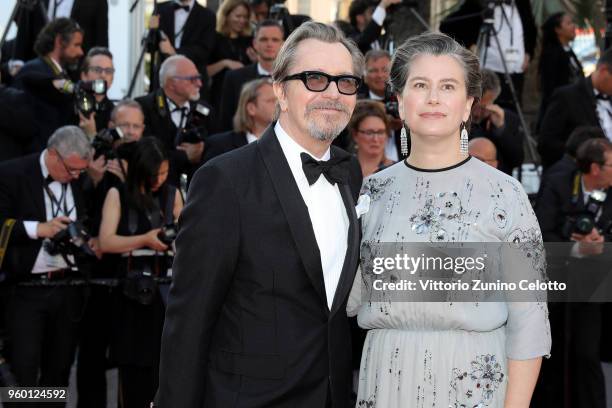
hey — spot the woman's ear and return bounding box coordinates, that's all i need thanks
[464,96,475,122]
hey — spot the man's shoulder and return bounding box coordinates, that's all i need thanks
[229,64,257,80]
[192,2,216,19]
[0,153,37,177]
[135,91,159,112]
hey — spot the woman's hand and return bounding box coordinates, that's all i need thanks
[144,228,169,251]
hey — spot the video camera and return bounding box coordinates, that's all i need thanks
[563,190,607,238]
[44,220,96,259]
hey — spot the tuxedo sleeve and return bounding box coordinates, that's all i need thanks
[219,71,239,132]
[491,110,523,170]
[534,176,565,242]
[0,173,29,244]
[350,20,383,53]
[93,0,109,48]
[517,0,537,57]
[157,162,240,407]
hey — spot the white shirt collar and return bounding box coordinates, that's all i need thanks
[166,97,190,112]
[40,150,50,180]
[246,132,258,144]
[369,90,384,101]
[257,63,270,76]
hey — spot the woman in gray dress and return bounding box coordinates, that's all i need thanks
[348,32,551,408]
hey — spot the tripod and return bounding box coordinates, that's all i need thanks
[126,0,160,98]
[475,0,539,164]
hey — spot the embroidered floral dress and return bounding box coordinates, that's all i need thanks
[348,157,551,408]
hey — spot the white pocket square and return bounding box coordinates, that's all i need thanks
[355,194,370,219]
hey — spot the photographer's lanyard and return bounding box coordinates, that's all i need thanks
[571,173,581,205]
[44,183,74,218]
[496,3,515,48]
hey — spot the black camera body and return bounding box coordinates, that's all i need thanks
[158,223,179,246]
[563,190,607,238]
[44,220,95,258]
[175,104,209,145]
[92,127,123,161]
[73,79,107,118]
[384,86,400,118]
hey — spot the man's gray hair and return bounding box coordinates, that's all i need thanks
[389,31,481,100]
[480,68,501,98]
[272,21,364,83]
[159,55,189,87]
[47,126,92,160]
[110,99,144,123]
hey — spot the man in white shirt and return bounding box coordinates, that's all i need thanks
[348,0,401,53]
[0,125,94,398]
[157,21,364,408]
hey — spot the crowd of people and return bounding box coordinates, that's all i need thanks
[0,0,611,407]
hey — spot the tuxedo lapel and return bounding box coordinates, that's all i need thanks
[582,77,601,127]
[180,4,199,43]
[330,181,359,315]
[257,127,328,308]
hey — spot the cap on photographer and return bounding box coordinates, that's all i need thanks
[0,125,97,392]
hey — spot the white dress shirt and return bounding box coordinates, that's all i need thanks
[245,132,258,144]
[167,97,191,129]
[594,90,612,141]
[173,0,195,49]
[47,0,75,20]
[257,63,270,77]
[369,6,386,50]
[275,122,349,309]
[482,3,525,74]
[23,151,77,274]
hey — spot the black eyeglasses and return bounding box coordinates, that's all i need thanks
[282,71,362,95]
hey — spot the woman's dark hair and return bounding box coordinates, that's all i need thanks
[126,137,169,212]
[348,100,389,135]
[34,18,83,57]
[540,12,565,49]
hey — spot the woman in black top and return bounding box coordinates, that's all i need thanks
[99,137,182,407]
[207,0,255,108]
[537,12,583,129]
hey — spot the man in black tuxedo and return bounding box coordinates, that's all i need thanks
[538,48,612,169]
[149,0,216,92]
[347,0,400,53]
[534,138,612,408]
[11,0,108,64]
[0,126,95,406]
[137,55,213,187]
[219,20,284,131]
[157,22,364,407]
[204,78,275,163]
[13,18,83,150]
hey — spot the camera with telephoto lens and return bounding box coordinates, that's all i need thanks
[92,127,123,161]
[44,220,96,258]
[175,105,209,145]
[563,190,607,238]
[157,223,179,246]
[72,79,107,118]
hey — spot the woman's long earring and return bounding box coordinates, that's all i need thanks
[400,124,409,158]
[460,121,469,155]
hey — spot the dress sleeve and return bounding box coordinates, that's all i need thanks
[502,178,552,360]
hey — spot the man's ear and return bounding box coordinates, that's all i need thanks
[273,82,288,113]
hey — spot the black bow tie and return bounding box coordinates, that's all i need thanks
[173,3,190,12]
[45,175,55,185]
[300,152,350,186]
[596,93,610,101]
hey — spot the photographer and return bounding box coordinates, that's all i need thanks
[98,137,182,408]
[348,0,401,53]
[13,18,84,149]
[0,126,96,398]
[77,47,116,139]
[535,138,612,408]
[137,55,214,187]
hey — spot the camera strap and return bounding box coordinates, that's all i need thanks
[44,183,74,218]
[0,219,16,270]
[571,173,581,205]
